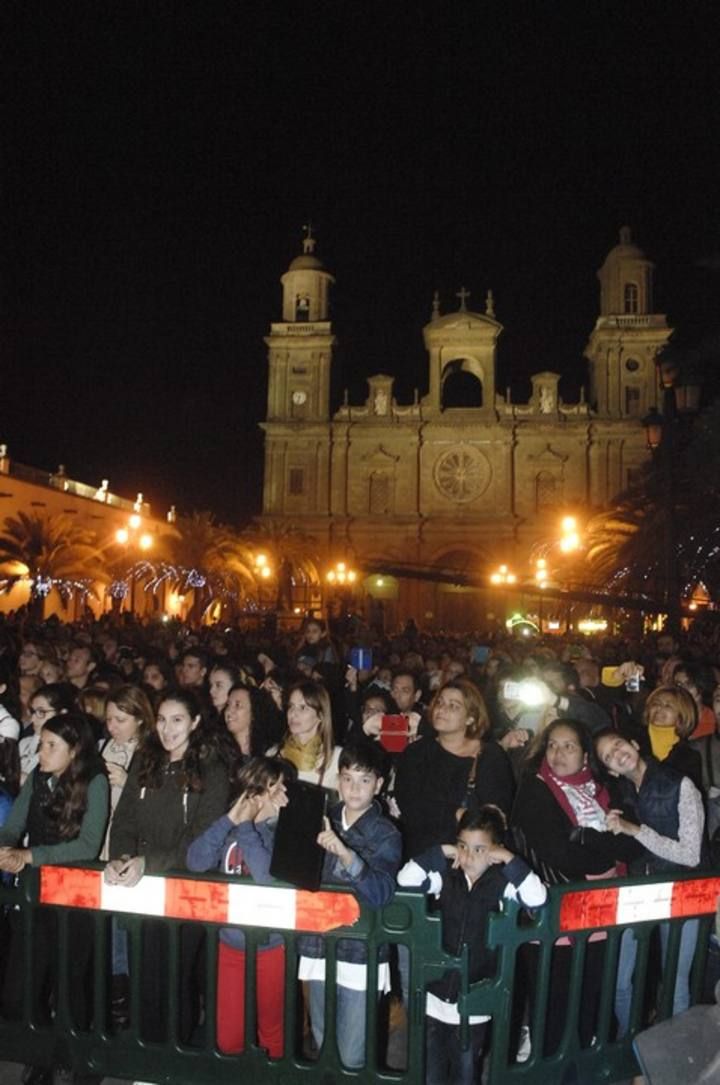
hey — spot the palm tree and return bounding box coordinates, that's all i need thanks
[163,511,257,622]
[0,512,107,619]
[585,399,720,605]
[242,518,321,613]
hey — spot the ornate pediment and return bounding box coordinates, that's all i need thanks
[528,444,569,464]
[361,444,401,464]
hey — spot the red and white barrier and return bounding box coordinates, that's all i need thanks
[559,877,720,932]
[39,866,361,934]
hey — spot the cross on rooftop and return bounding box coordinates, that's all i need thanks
[302,222,316,253]
[456,286,470,311]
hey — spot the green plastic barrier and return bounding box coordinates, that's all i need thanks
[0,865,716,1084]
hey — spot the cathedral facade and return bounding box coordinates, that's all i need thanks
[260,229,671,628]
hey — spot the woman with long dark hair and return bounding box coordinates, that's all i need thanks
[595,728,705,1029]
[220,682,283,764]
[105,689,229,1043]
[0,712,107,875]
[0,713,109,1085]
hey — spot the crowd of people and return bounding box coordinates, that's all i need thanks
[0,608,719,1083]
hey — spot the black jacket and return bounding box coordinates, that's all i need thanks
[110,752,229,873]
[395,737,515,858]
[511,772,640,883]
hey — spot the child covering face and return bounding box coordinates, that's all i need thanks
[398,805,547,1085]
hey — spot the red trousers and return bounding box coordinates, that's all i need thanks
[217,940,285,1057]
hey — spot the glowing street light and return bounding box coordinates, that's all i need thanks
[489,564,517,586]
[327,560,357,586]
[253,553,274,608]
[113,515,153,615]
[559,515,581,553]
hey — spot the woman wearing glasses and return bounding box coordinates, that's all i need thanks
[19,683,76,782]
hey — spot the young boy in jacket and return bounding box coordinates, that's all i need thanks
[298,741,402,1069]
[398,804,547,1085]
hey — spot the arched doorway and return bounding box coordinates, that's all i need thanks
[429,547,488,633]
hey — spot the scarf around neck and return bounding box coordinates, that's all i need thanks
[539,757,610,829]
[281,731,324,774]
[648,723,678,762]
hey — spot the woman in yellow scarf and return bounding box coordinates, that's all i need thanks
[643,685,702,789]
[276,679,341,793]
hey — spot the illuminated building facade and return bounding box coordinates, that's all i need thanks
[260,228,671,628]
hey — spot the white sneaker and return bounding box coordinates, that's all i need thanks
[516,1024,532,1063]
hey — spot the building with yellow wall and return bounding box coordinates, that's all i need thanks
[0,453,172,619]
[261,228,671,630]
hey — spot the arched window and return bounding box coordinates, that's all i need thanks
[441,361,483,408]
[536,472,558,511]
[623,283,638,314]
[295,295,310,322]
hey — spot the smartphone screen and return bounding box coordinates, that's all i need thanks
[379,714,409,753]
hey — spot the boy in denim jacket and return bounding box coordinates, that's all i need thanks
[298,741,401,1068]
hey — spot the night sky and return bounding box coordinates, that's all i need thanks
[2,4,719,524]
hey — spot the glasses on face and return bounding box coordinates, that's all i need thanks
[31,707,53,718]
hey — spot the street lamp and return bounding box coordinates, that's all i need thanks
[326,560,358,588]
[253,552,273,610]
[114,517,153,615]
[641,354,703,632]
[488,564,516,630]
[326,560,358,633]
[559,516,581,553]
[489,564,516,587]
[533,557,549,632]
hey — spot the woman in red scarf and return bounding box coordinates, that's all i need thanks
[510,719,639,1055]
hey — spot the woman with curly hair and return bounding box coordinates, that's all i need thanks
[0,713,109,1084]
[219,682,284,765]
[105,689,229,1043]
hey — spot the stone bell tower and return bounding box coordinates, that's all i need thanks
[585,226,671,420]
[261,228,336,517]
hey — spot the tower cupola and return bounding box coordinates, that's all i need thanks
[280,225,335,322]
[597,225,655,316]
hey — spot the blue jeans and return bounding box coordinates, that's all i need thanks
[111,919,129,975]
[660,917,699,1014]
[307,980,368,1069]
[615,919,699,1036]
[425,1016,487,1085]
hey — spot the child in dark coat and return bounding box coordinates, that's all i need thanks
[398,804,547,1084]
